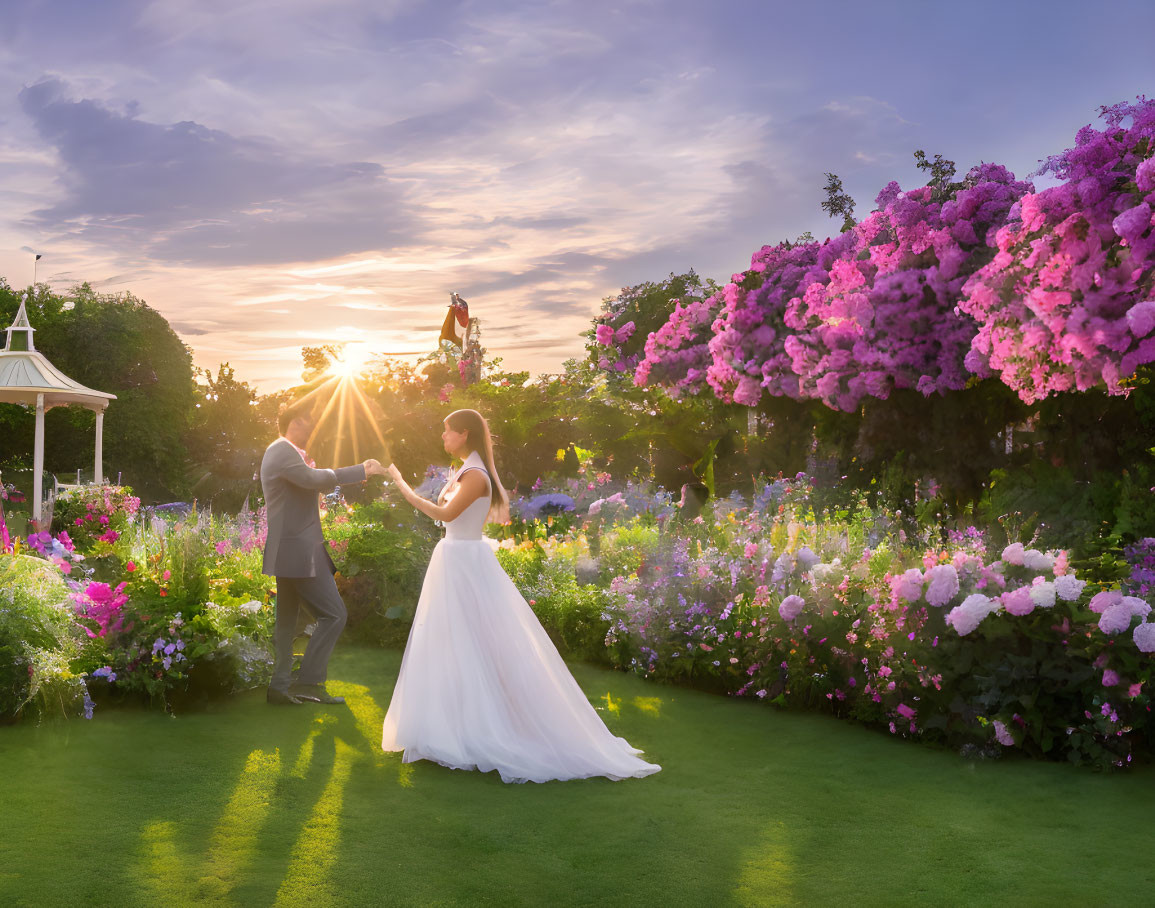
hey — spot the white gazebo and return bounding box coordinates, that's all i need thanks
[0,295,116,527]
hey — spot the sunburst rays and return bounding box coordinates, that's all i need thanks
[292,366,391,468]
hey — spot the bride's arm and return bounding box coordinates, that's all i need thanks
[386,465,489,523]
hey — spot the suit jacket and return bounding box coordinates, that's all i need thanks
[260,438,366,578]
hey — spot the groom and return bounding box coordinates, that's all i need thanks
[261,398,385,705]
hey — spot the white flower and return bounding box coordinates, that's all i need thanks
[812,559,843,584]
[1055,575,1086,601]
[1029,581,1056,610]
[1021,549,1054,572]
[240,600,262,614]
[947,594,997,636]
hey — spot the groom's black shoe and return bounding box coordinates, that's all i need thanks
[267,687,303,706]
[289,683,345,705]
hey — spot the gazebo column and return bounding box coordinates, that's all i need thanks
[94,407,105,485]
[33,393,44,527]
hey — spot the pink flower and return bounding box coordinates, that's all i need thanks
[778,595,805,622]
[896,703,916,719]
[126,561,136,573]
[1089,590,1123,614]
[1001,586,1035,617]
[924,564,959,606]
[891,568,924,603]
[992,720,1015,746]
[1099,603,1135,635]
[744,542,758,559]
[1001,542,1025,565]
[1134,622,1155,653]
[594,324,615,346]
[1128,682,1145,698]
[1102,669,1121,687]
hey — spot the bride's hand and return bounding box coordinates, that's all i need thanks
[385,463,403,483]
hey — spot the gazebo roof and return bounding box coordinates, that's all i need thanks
[0,296,116,411]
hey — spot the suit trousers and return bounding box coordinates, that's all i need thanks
[271,570,347,691]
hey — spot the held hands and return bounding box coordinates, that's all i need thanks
[385,463,403,483]
[362,458,389,478]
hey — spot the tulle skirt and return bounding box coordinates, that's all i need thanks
[381,538,661,784]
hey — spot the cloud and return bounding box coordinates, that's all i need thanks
[18,78,418,265]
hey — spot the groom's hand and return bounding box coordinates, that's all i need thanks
[362,458,383,476]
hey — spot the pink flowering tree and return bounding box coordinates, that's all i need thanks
[959,97,1155,402]
[783,164,1033,411]
[588,272,716,384]
[700,235,857,407]
[632,289,722,396]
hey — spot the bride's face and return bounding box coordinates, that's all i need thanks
[442,422,470,457]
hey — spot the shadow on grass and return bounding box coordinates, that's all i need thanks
[2,647,1155,907]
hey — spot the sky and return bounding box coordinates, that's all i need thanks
[1,0,1153,389]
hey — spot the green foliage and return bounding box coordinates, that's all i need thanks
[496,541,615,662]
[186,364,277,510]
[327,499,440,646]
[821,171,857,232]
[0,555,75,719]
[0,281,196,500]
[913,148,960,198]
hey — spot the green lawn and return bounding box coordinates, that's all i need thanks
[1,646,1152,907]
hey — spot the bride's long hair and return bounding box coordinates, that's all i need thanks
[446,408,510,524]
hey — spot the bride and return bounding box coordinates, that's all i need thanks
[380,409,661,784]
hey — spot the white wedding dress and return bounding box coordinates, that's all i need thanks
[381,452,661,784]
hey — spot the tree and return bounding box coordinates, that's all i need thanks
[0,281,196,500]
[820,173,857,232]
[185,363,278,510]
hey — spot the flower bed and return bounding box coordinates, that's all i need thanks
[3,477,1152,772]
[494,481,1154,769]
[1,487,276,720]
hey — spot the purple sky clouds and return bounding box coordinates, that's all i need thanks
[1,0,1152,387]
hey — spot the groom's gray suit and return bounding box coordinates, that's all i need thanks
[260,438,366,693]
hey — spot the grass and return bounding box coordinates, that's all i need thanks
[1,646,1153,907]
